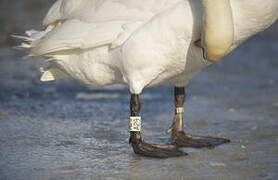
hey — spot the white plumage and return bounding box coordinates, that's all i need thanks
[20,0,278,94]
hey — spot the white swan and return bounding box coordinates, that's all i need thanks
[18,0,278,157]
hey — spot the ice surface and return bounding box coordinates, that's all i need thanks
[0,37,277,180]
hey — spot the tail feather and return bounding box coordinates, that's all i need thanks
[14,29,50,51]
[14,28,68,82]
[14,19,126,82]
[11,35,34,42]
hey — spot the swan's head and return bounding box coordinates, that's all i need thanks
[202,0,234,62]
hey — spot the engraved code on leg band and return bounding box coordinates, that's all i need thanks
[129,116,141,132]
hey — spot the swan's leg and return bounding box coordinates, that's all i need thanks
[129,94,187,158]
[168,87,230,148]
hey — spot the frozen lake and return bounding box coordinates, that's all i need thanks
[0,37,278,179]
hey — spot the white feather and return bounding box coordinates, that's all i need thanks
[31,20,125,55]
[40,67,67,81]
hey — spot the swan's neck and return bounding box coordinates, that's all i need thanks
[202,0,234,62]
[202,0,278,59]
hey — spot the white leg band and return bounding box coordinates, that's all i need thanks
[129,116,141,132]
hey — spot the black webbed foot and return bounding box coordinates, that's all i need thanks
[170,131,230,148]
[130,132,187,158]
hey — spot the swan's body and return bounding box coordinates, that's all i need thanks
[19,0,278,157]
[22,0,278,94]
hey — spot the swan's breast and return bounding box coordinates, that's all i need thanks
[118,1,208,90]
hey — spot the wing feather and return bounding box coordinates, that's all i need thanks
[31,20,125,55]
[43,0,181,25]
[43,0,63,26]
[33,0,182,55]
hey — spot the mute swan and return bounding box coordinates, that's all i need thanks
[18,0,278,158]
